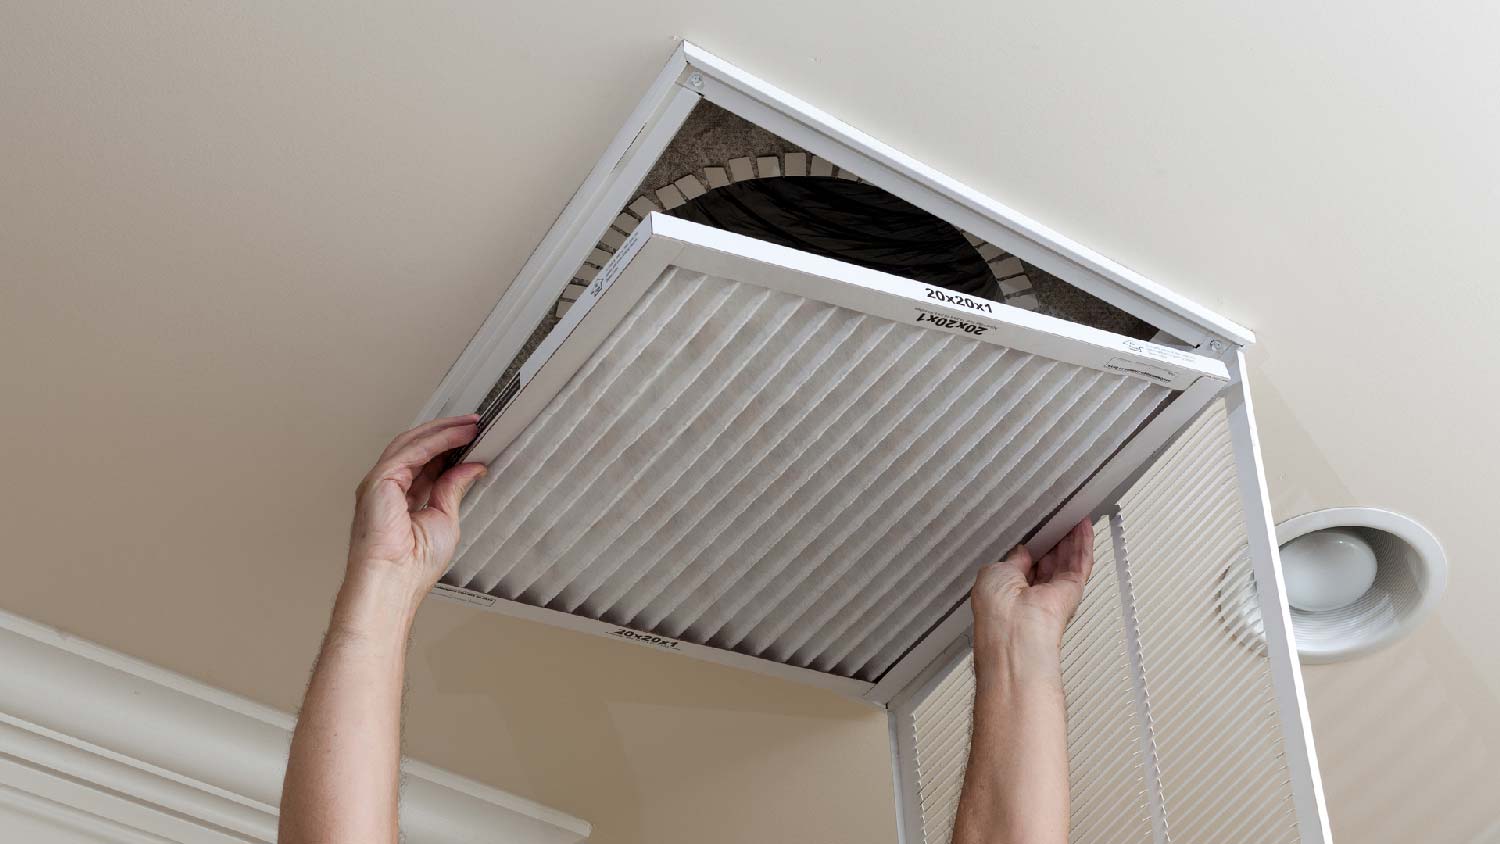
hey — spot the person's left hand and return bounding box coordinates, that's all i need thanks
[346,414,488,594]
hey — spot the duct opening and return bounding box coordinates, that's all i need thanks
[480,102,1159,423]
[669,177,999,299]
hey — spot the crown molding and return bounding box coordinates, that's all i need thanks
[0,610,590,844]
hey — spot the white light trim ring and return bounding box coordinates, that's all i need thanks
[1276,507,1447,663]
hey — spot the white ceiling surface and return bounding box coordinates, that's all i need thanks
[3,4,1498,844]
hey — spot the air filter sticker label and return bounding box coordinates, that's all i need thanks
[1104,356,1177,385]
[610,628,682,651]
[431,583,497,607]
[913,307,991,336]
[1120,339,1201,366]
[593,225,649,298]
[922,287,995,313]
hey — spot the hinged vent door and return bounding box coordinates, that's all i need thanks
[441,213,1228,687]
[890,399,1325,844]
[891,519,1156,844]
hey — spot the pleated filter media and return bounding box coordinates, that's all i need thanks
[441,216,1221,684]
[899,401,1300,844]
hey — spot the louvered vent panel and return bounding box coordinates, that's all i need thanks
[909,650,975,844]
[906,519,1153,844]
[1118,399,1300,843]
[446,262,1175,681]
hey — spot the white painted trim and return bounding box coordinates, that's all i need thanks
[679,42,1253,350]
[1224,351,1333,844]
[0,761,245,844]
[886,713,916,844]
[0,610,591,844]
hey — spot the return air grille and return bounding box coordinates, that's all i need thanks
[1116,400,1299,843]
[416,46,1322,842]
[440,216,1223,683]
[900,401,1302,844]
[909,650,976,844]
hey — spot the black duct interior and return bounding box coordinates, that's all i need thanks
[670,177,1000,300]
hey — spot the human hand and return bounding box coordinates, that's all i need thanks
[970,519,1096,659]
[346,414,488,596]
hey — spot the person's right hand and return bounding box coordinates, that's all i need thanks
[346,414,488,596]
[970,519,1096,655]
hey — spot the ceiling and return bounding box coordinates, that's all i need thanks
[3,3,1498,843]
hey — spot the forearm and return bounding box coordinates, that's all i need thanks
[279,568,424,844]
[952,635,1070,844]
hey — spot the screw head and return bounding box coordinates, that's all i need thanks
[687,72,704,89]
[1209,339,1227,353]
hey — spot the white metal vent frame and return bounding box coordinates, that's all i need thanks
[412,42,1328,844]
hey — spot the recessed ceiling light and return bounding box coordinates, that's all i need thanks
[1280,528,1380,612]
[1220,507,1447,663]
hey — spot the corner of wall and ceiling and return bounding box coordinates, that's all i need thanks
[0,609,591,844]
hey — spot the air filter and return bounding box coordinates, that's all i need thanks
[438,213,1226,687]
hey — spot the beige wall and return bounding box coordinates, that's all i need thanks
[3,3,1498,842]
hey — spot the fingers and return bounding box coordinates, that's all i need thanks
[1036,531,1066,584]
[379,414,480,463]
[999,543,1033,575]
[996,543,1036,585]
[1039,523,1075,584]
[1074,519,1096,581]
[1033,519,1097,586]
[425,462,487,517]
[1052,520,1095,585]
[1034,548,1056,585]
[367,421,480,491]
[407,457,445,510]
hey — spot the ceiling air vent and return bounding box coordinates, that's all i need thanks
[416,42,1332,844]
